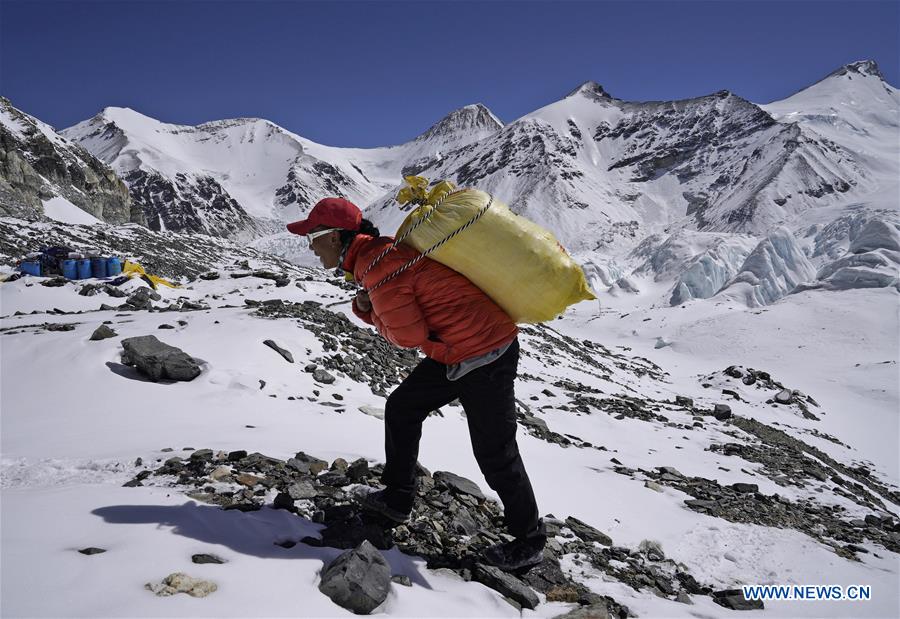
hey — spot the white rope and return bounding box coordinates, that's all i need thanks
[358,187,468,284]
[364,193,494,293]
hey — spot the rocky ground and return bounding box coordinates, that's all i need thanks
[121,445,767,616]
[2,220,898,617]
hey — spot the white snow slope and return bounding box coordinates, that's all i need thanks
[1,215,898,618]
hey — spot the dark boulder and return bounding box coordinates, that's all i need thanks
[120,335,201,381]
[318,540,391,614]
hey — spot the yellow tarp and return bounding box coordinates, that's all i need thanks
[395,177,596,323]
[123,260,179,289]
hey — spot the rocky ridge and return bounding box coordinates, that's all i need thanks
[0,97,142,224]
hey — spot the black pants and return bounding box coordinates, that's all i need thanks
[381,338,544,541]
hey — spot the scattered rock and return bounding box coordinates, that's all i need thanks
[712,403,732,420]
[46,322,75,332]
[120,335,201,381]
[145,572,218,598]
[41,276,68,287]
[775,389,793,404]
[712,588,764,610]
[434,471,486,500]
[472,563,539,610]
[313,368,336,384]
[318,540,391,614]
[191,554,225,564]
[553,604,612,619]
[391,575,412,587]
[565,516,612,546]
[263,339,294,363]
[90,325,117,341]
[731,483,759,494]
[125,287,161,310]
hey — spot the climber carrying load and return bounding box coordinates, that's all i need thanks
[287,194,548,571]
[288,177,595,571]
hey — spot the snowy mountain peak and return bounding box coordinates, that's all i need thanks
[566,80,613,100]
[826,59,885,81]
[0,97,139,224]
[94,106,174,132]
[416,103,503,142]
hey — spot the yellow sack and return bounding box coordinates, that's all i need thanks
[122,260,179,289]
[395,178,596,323]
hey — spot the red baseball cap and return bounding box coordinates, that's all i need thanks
[286,197,362,236]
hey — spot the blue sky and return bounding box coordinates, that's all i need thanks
[2,0,898,147]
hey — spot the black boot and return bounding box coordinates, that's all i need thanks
[357,489,412,524]
[482,535,546,571]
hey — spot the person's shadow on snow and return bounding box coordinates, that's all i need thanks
[92,502,433,588]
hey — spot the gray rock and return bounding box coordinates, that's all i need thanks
[145,572,217,598]
[90,325,117,341]
[520,415,549,432]
[657,466,684,478]
[433,471,486,500]
[313,368,336,384]
[263,339,294,363]
[675,396,694,407]
[347,458,369,481]
[731,483,759,494]
[288,452,328,475]
[472,563,539,610]
[287,481,317,500]
[125,287,161,310]
[41,276,68,287]
[774,388,792,404]
[191,553,225,564]
[553,604,611,618]
[120,335,201,381]
[318,540,391,614]
[684,499,718,510]
[712,588,764,610]
[391,575,412,587]
[713,403,732,420]
[565,516,612,546]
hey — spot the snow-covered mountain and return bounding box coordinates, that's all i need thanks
[4,60,897,306]
[367,64,893,253]
[57,61,894,255]
[60,103,502,241]
[575,61,899,309]
[0,97,143,225]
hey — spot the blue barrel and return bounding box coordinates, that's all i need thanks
[78,259,92,279]
[61,259,78,279]
[20,261,41,276]
[106,256,122,276]
[91,257,107,278]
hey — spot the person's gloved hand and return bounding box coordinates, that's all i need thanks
[355,291,372,312]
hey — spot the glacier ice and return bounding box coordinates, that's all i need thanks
[718,227,817,306]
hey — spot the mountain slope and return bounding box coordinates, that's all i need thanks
[0,97,142,225]
[366,74,878,252]
[0,218,897,618]
[61,104,503,240]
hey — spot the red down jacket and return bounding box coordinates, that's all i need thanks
[344,234,517,365]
